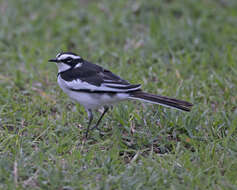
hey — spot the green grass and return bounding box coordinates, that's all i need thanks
[1,0,237,189]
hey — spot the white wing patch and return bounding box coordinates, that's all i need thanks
[102,83,130,87]
[58,75,141,92]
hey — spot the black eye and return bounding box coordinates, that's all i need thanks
[66,58,73,62]
[62,57,73,63]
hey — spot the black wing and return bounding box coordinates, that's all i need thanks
[60,60,141,92]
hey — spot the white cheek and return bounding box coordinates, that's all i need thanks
[57,62,71,72]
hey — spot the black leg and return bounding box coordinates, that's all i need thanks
[91,106,109,131]
[85,109,93,138]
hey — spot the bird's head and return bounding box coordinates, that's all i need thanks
[49,52,83,72]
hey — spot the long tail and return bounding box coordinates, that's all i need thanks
[129,91,193,112]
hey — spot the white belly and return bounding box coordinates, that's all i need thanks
[57,76,129,109]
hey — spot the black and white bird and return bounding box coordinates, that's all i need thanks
[49,52,193,138]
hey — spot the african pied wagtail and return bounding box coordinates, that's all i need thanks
[49,52,193,138]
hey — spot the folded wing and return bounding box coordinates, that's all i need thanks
[59,61,141,93]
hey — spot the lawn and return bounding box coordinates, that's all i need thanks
[0,0,237,189]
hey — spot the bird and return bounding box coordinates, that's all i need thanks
[49,52,193,138]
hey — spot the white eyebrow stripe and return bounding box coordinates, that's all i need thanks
[58,54,81,60]
[56,53,62,58]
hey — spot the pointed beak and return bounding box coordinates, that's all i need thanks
[48,59,58,63]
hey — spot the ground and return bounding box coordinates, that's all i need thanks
[0,0,237,189]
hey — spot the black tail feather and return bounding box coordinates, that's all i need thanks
[129,91,193,112]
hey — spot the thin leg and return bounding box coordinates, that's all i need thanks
[85,109,93,138]
[91,106,109,131]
